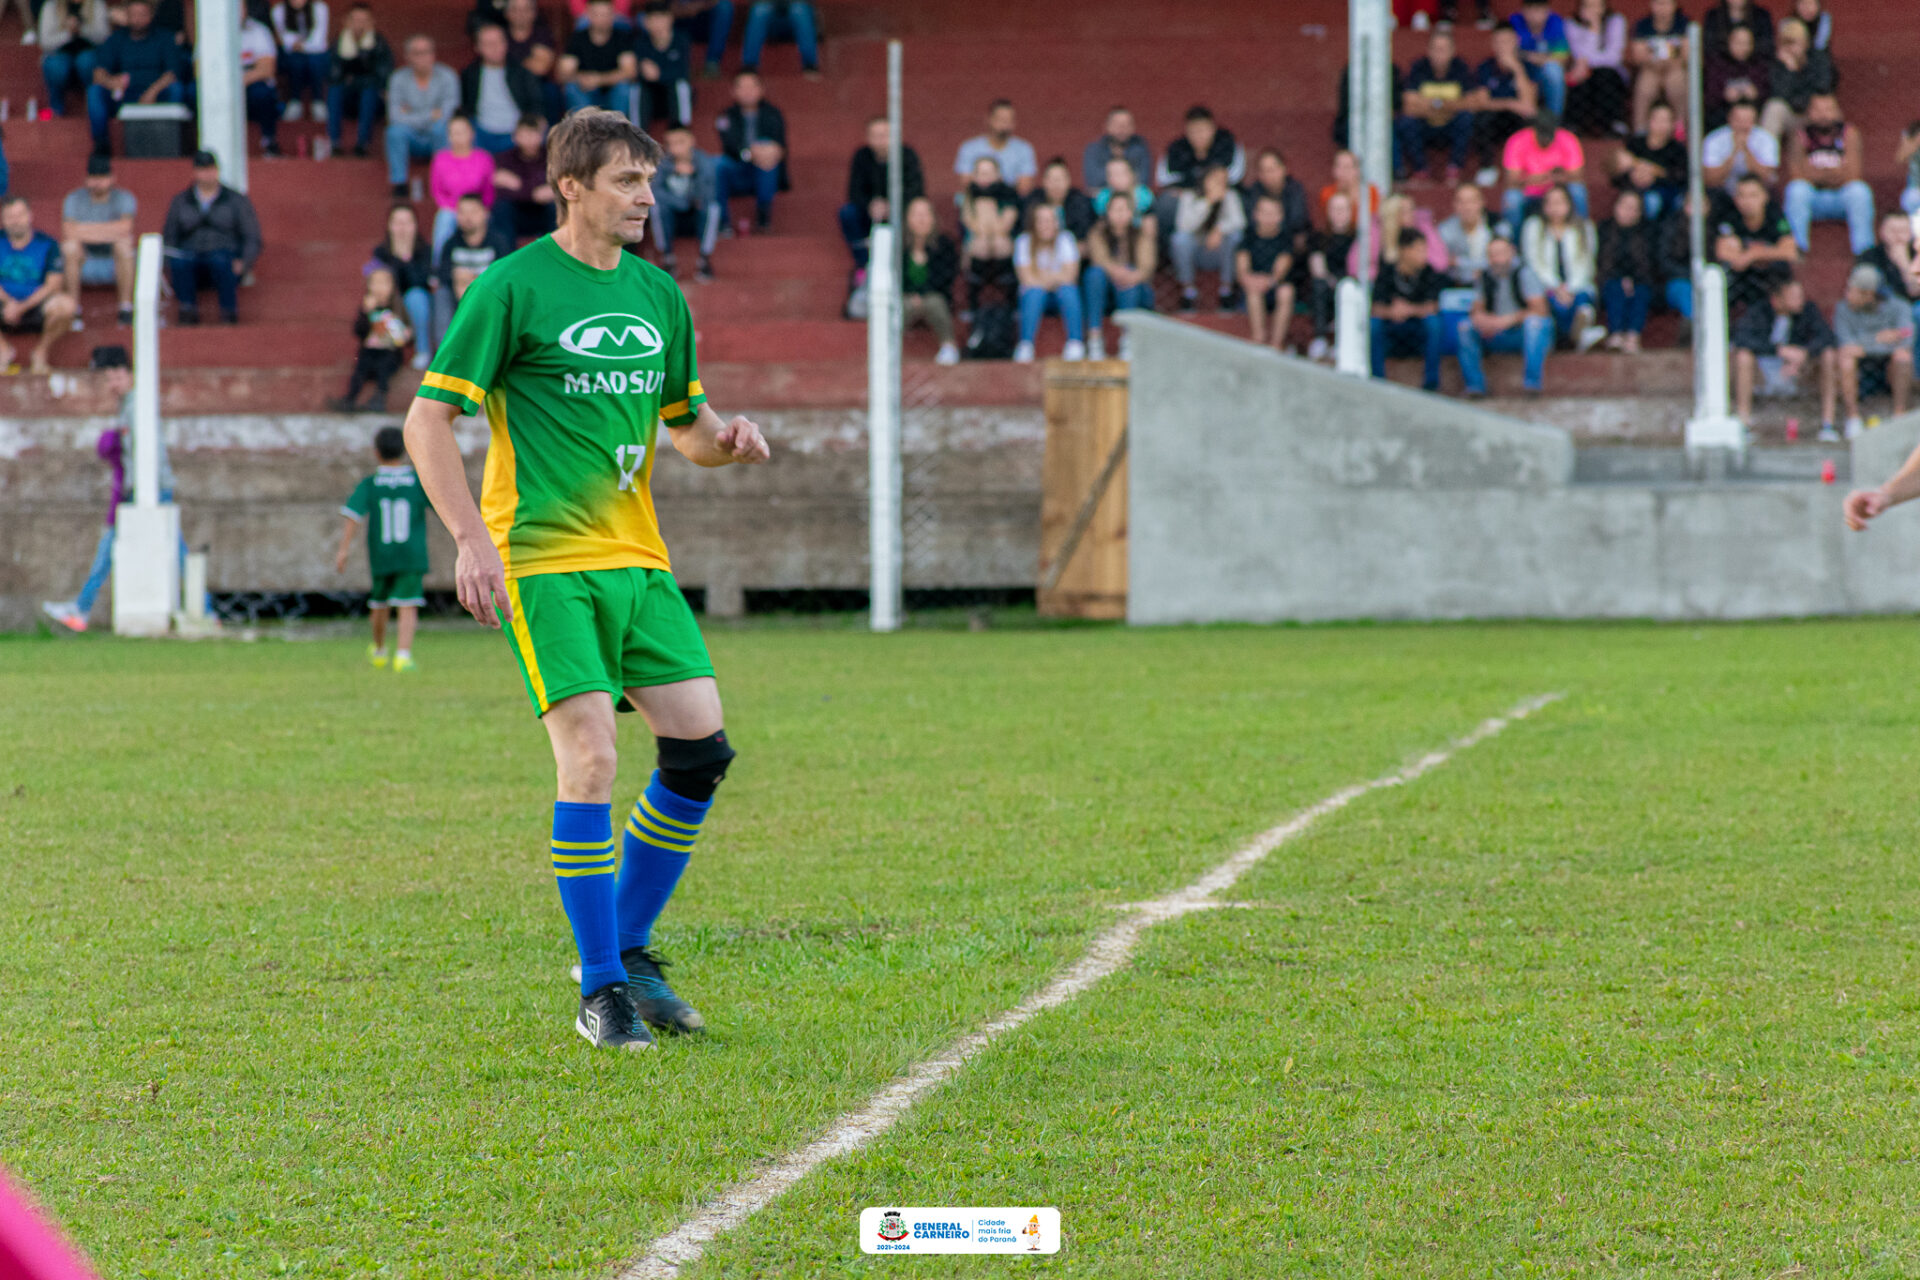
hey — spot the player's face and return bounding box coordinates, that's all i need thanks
[577,152,656,246]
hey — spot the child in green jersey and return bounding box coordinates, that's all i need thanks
[335,426,433,671]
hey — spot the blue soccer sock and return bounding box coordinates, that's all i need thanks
[551,801,624,996]
[616,772,711,951]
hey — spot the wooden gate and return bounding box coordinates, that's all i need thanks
[1037,360,1128,619]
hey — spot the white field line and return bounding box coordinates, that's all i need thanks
[619,691,1564,1279]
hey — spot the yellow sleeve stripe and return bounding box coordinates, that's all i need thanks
[422,371,487,406]
[551,838,616,851]
[659,381,706,423]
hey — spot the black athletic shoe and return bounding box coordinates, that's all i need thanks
[622,947,706,1034]
[576,982,655,1051]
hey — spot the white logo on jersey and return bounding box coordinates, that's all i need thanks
[558,313,666,361]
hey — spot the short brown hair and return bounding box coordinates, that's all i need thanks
[546,108,663,225]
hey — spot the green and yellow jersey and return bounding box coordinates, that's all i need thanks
[416,235,707,580]
[342,464,431,576]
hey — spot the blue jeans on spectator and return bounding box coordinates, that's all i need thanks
[283,50,328,108]
[401,285,433,360]
[1393,112,1473,174]
[718,154,779,224]
[167,251,240,318]
[1019,283,1084,344]
[1081,264,1152,327]
[837,201,873,267]
[1665,278,1693,320]
[1601,278,1652,334]
[654,198,723,257]
[472,126,514,155]
[88,81,185,151]
[1782,179,1875,255]
[741,0,817,70]
[43,48,97,116]
[1369,314,1444,389]
[246,79,281,150]
[563,82,636,118]
[386,117,447,186]
[327,81,380,150]
[1527,61,1567,117]
[676,0,735,70]
[1456,313,1552,393]
[1502,182,1587,232]
[1544,287,1597,342]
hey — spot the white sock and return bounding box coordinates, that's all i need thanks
[397,648,411,660]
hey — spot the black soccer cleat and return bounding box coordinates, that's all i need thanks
[622,947,706,1035]
[576,982,655,1051]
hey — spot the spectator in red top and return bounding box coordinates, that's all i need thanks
[1502,111,1587,231]
[1317,149,1380,223]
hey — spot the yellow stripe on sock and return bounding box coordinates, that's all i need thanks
[554,865,616,878]
[551,850,617,863]
[638,795,702,834]
[551,838,616,851]
[627,812,697,849]
[626,821,695,852]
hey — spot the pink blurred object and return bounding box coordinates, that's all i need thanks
[0,1169,101,1280]
[1821,459,1837,485]
[1785,417,1800,441]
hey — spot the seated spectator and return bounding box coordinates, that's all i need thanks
[1733,275,1836,435]
[635,2,694,128]
[1502,111,1587,230]
[1704,0,1774,58]
[1083,106,1152,191]
[566,0,631,28]
[1715,173,1798,311]
[1012,204,1085,364]
[429,116,496,255]
[239,6,285,157]
[1521,183,1606,350]
[954,100,1038,198]
[1563,0,1629,137]
[1783,93,1873,256]
[1369,227,1447,389]
[1235,193,1298,351]
[740,0,818,76]
[272,0,331,125]
[1510,0,1571,120]
[1858,212,1919,336]
[1833,264,1913,435]
[1439,181,1499,284]
[490,114,556,248]
[1760,17,1833,141]
[714,70,787,230]
[1084,191,1154,360]
[40,0,111,119]
[1306,190,1358,363]
[1901,123,1920,215]
[1171,165,1245,314]
[1470,25,1539,182]
[1092,157,1155,229]
[839,115,924,271]
[673,0,734,79]
[900,196,960,365]
[1628,0,1689,132]
[327,4,393,158]
[88,0,186,155]
[432,193,512,336]
[1238,149,1309,245]
[1789,0,1829,51]
[1702,99,1779,201]
[652,124,720,280]
[1318,148,1380,222]
[60,154,135,326]
[386,36,460,196]
[960,155,1019,238]
[1704,23,1768,131]
[1457,233,1552,394]
[372,202,434,368]
[560,0,638,116]
[1024,158,1095,242]
[332,267,412,413]
[503,0,558,84]
[1596,188,1661,350]
[1158,105,1245,191]
[1378,193,1451,279]
[161,151,261,326]
[464,22,544,153]
[0,197,78,376]
[1396,28,1476,183]
[1613,100,1687,221]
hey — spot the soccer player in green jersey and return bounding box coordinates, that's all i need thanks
[335,426,433,672]
[402,109,771,1052]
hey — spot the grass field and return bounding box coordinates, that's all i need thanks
[6,616,1920,1278]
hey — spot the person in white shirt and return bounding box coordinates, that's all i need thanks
[239,9,284,156]
[1702,99,1780,197]
[1012,204,1084,363]
[1171,164,1247,313]
[272,0,331,123]
[1521,182,1607,351]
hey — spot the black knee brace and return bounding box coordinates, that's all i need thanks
[656,731,736,802]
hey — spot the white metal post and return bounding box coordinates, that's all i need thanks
[1686,265,1745,451]
[868,222,902,633]
[114,233,180,636]
[195,0,248,192]
[1343,0,1389,375]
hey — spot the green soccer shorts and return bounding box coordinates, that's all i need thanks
[369,572,426,608]
[503,567,715,716]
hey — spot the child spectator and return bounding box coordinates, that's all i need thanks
[739,0,818,75]
[490,114,557,248]
[1235,194,1297,352]
[1471,25,1540,181]
[39,0,111,118]
[1397,28,1476,184]
[372,202,435,369]
[1733,275,1837,435]
[334,426,432,673]
[900,197,960,365]
[1369,227,1447,389]
[1084,191,1154,360]
[1458,234,1554,395]
[327,3,393,157]
[1563,0,1629,137]
[1613,100,1687,221]
[840,116,924,271]
[1439,181,1499,284]
[1782,93,1874,256]
[1628,0,1689,134]
[1093,157,1156,229]
[652,124,720,281]
[272,0,331,124]
[1023,158,1095,242]
[1759,17,1833,141]
[954,100,1038,197]
[1502,111,1587,231]
[714,70,787,231]
[1012,204,1085,364]
[1833,264,1914,435]
[429,115,496,255]
[1521,183,1606,351]
[1171,165,1246,315]
[332,267,412,413]
[635,2,694,128]
[1159,105,1244,191]
[1703,0,1774,58]
[1510,0,1571,120]
[1306,190,1358,362]
[1597,187,1661,351]
[1702,99,1780,200]
[1715,173,1798,312]
[1703,23,1768,132]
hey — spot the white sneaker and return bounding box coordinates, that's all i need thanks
[22,27,37,43]
[1411,10,1431,29]
[1475,167,1498,187]
[1307,336,1331,362]
[1062,339,1086,361]
[1577,324,1607,353]
[70,316,85,333]
[411,351,431,371]
[284,100,303,122]
[1817,425,1841,443]
[1845,415,1865,440]
[934,342,959,365]
[1087,330,1106,360]
[41,600,86,632]
[311,101,327,123]
[1013,340,1035,364]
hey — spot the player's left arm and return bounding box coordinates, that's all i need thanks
[668,403,771,468]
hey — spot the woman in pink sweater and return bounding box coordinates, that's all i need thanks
[429,115,497,255]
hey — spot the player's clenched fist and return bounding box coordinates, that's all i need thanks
[715,416,772,464]
[1844,488,1890,532]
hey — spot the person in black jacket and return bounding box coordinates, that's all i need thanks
[715,69,786,230]
[1022,158,1095,242]
[1596,187,1663,351]
[371,202,436,367]
[462,22,545,153]
[636,3,694,128]
[839,116,924,270]
[1158,105,1243,191]
[901,196,960,364]
[160,151,262,325]
[327,3,394,157]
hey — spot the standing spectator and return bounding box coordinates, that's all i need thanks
[39,348,148,631]
[1318,148,1380,222]
[1788,0,1829,51]
[1369,227,1447,390]
[40,0,111,118]
[839,115,923,271]
[635,2,694,128]
[1457,234,1553,394]
[1093,157,1156,228]
[1783,93,1873,255]
[739,0,817,76]
[1563,0,1629,137]
[715,70,787,230]
[463,23,543,153]
[1613,99,1687,221]
[327,3,392,158]
[1759,17,1833,142]
[1704,0,1774,57]
[1521,183,1606,350]
[1083,106,1152,191]
[0,198,77,375]
[1732,276,1836,435]
[372,202,434,368]
[60,153,135,326]
[1238,149,1309,247]
[1470,24,1540,182]
[161,152,261,326]
[1011,204,1085,364]
[428,115,495,255]
[1235,194,1297,351]
[1715,173,1798,312]
[1171,165,1246,314]
[490,114,556,247]
[1502,111,1587,231]
[900,196,960,365]
[1396,28,1476,184]
[1833,264,1914,435]
[673,0,734,78]
[1628,0,1689,133]
[239,6,285,157]
[1439,181,1499,284]
[1510,0,1571,120]
[1702,98,1780,200]
[651,124,720,280]
[1159,105,1245,191]
[331,267,412,412]
[559,0,638,115]
[1703,23,1768,132]
[431,192,511,337]
[272,0,331,124]
[88,0,185,155]
[954,100,1038,198]
[1596,187,1660,350]
[1306,190,1358,363]
[1084,191,1153,360]
[1024,158,1095,241]
[386,36,459,196]
[1900,123,1920,216]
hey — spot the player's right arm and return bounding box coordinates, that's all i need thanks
[403,395,512,627]
[1845,443,1920,530]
